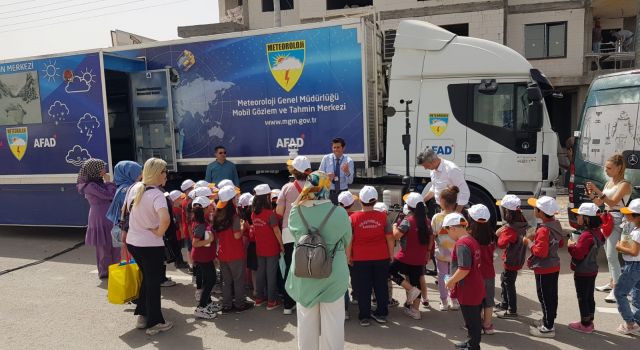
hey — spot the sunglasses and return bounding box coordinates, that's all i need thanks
[218,151,227,155]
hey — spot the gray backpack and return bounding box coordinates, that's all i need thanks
[294,205,339,279]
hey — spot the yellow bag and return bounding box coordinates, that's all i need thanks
[107,260,142,304]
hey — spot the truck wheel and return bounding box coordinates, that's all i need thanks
[468,184,499,225]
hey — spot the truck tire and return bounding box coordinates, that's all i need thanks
[468,184,499,225]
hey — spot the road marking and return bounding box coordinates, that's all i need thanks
[596,307,619,314]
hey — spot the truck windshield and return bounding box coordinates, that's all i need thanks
[585,86,640,108]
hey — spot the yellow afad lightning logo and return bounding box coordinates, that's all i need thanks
[6,127,28,161]
[267,40,305,92]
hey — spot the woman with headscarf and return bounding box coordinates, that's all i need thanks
[286,171,352,350]
[106,161,143,256]
[77,158,117,279]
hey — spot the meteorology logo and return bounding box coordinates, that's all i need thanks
[266,40,305,92]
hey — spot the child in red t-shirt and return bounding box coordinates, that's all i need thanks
[346,186,394,326]
[238,193,257,297]
[191,196,218,319]
[468,204,497,335]
[252,184,284,310]
[180,179,196,272]
[444,213,485,350]
[568,202,604,334]
[214,185,253,313]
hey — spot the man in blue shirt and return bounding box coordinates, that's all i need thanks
[205,146,239,185]
[319,137,354,205]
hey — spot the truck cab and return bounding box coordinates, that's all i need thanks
[385,20,559,219]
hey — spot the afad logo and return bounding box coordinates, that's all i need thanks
[267,40,305,92]
[6,127,28,161]
[429,113,449,136]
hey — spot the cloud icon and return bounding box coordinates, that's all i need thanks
[272,57,303,70]
[10,137,26,146]
[77,113,101,141]
[65,76,91,93]
[48,101,70,123]
[431,119,446,127]
[65,145,92,166]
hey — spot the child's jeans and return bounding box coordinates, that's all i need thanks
[437,260,451,302]
[614,261,640,325]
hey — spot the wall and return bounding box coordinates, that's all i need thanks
[507,8,585,78]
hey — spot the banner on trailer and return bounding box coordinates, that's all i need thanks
[0,53,108,175]
[116,24,364,159]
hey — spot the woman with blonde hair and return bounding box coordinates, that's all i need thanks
[124,158,173,335]
[586,154,632,303]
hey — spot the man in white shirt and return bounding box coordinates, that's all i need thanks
[417,149,470,213]
[319,137,354,205]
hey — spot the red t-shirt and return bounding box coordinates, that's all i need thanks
[451,235,485,305]
[191,222,216,263]
[216,216,244,262]
[350,211,391,261]
[478,243,496,279]
[172,203,186,240]
[251,209,280,257]
[395,215,431,266]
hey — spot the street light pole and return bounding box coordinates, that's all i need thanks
[401,99,413,193]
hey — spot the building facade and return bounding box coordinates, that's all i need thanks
[183,0,638,147]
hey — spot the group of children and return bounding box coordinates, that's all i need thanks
[161,175,640,348]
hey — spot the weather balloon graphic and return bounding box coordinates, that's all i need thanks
[41,60,60,82]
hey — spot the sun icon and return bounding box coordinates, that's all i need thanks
[272,54,289,67]
[80,68,96,85]
[41,60,60,82]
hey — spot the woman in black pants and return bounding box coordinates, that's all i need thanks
[124,158,172,335]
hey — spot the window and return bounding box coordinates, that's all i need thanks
[327,0,372,11]
[262,0,294,12]
[524,22,567,59]
[473,84,528,131]
[441,23,469,37]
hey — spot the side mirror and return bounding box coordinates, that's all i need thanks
[384,106,397,117]
[527,84,543,102]
[527,100,543,130]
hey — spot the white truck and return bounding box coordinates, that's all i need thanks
[0,17,558,226]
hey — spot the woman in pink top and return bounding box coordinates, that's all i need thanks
[125,158,172,336]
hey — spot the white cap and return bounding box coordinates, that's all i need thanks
[217,179,234,189]
[291,155,311,173]
[403,192,423,209]
[443,213,468,228]
[217,185,237,208]
[468,204,491,222]
[193,187,213,198]
[402,204,409,215]
[527,196,559,216]
[192,196,211,208]
[188,190,197,199]
[496,194,521,211]
[254,184,271,196]
[238,193,254,207]
[622,199,640,215]
[373,202,388,213]
[359,186,378,204]
[571,202,601,216]
[181,179,195,191]
[168,190,183,201]
[338,191,356,207]
[195,180,209,188]
[271,188,281,200]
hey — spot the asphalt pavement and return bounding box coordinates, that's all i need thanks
[1,209,639,350]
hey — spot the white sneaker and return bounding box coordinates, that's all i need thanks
[605,290,617,303]
[194,306,217,319]
[407,287,421,305]
[403,307,421,320]
[145,321,173,335]
[439,301,448,311]
[135,316,146,329]
[595,283,612,292]
[195,289,202,302]
[283,305,295,315]
[448,298,460,311]
[206,302,223,313]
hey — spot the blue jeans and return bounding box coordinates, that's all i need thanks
[614,261,640,324]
